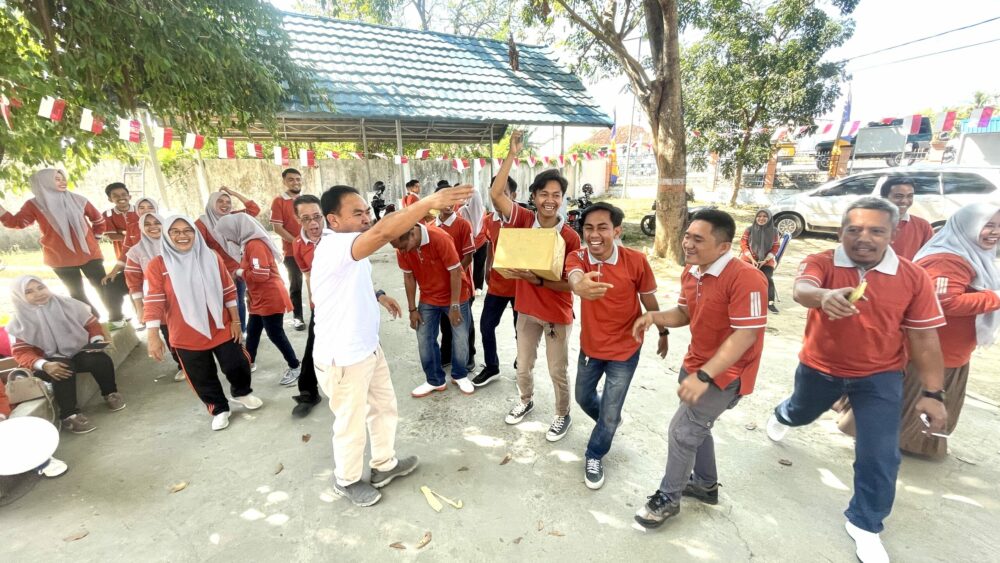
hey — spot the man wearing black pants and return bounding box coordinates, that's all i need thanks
[271,168,306,331]
[53,259,116,320]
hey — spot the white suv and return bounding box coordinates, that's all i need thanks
[770,166,1000,237]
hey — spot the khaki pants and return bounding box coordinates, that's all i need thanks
[515,313,572,416]
[316,345,398,486]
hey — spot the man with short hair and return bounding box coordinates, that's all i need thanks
[632,209,768,529]
[567,202,664,489]
[271,168,306,330]
[880,176,933,260]
[289,194,323,416]
[312,183,472,506]
[490,131,582,442]
[766,196,947,563]
[99,182,134,326]
[433,181,477,372]
[402,179,421,208]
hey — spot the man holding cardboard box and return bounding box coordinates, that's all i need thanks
[490,131,582,442]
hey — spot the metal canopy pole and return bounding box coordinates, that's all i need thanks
[361,118,372,194]
[395,119,405,203]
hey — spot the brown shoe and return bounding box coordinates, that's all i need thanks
[104,392,126,412]
[63,414,97,434]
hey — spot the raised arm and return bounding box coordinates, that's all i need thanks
[490,130,523,220]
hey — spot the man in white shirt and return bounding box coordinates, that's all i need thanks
[312,183,473,507]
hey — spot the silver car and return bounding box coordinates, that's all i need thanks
[770,165,1000,237]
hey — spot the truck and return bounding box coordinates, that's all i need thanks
[814,117,932,169]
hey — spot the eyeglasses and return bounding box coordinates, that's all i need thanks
[168,228,195,236]
[298,214,323,223]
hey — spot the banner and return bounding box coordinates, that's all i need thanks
[217,138,235,159]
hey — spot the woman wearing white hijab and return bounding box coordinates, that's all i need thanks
[215,214,301,386]
[900,203,1000,457]
[0,169,111,317]
[7,276,125,435]
[143,216,262,431]
[117,195,160,262]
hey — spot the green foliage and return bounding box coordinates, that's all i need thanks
[568,141,600,154]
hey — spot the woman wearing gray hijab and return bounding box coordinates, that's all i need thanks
[7,276,126,434]
[0,169,112,317]
[902,203,1000,457]
[143,215,262,431]
[739,209,781,313]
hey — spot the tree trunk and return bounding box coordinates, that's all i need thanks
[730,166,743,206]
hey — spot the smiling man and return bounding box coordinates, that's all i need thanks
[271,168,307,331]
[880,177,933,260]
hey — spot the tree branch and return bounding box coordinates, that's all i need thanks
[553,0,651,91]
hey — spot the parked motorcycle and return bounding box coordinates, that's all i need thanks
[641,203,716,237]
[566,183,595,234]
[371,181,396,222]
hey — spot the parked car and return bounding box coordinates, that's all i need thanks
[770,166,1000,237]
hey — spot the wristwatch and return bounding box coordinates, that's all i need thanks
[536,277,545,286]
[450,303,461,310]
[921,389,945,403]
[695,369,713,383]
[375,289,386,299]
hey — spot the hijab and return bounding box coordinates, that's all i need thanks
[748,209,779,261]
[125,212,164,270]
[215,214,282,262]
[134,196,159,215]
[161,215,226,340]
[914,202,1000,346]
[7,275,92,357]
[29,169,91,253]
[199,191,242,261]
[458,189,486,238]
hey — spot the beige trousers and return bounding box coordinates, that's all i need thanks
[515,313,572,416]
[316,345,398,486]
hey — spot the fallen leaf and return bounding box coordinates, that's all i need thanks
[63,530,89,542]
[457,466,469,472]
[415,531,432,549]
[512,537,523,545]
[955,456,977,466]
[420,486,443,512]
[500,453,513,466]
[537,520,544,531]
[549,530,565,537]
[274,463,284,475]
[389,542,405,550]
[778,458,793,466]
[169,481,188,493]
[433,490,463,509]
[744,423,757,431]
[301,434,311,443]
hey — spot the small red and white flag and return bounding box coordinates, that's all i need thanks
[274,146,290,166]
[37,96,66,122]
[299,149,316,167]
[373,152,388,160]
[493,158,503,168]
[394,155,408,165]
[543,156,552,166]
[513,158,520,167]
[847,120,861,136]
[795,125,810,137]
[770,127,787,142]
[821,123,834,135]
[153,127,173,149]
[598,150,607,158]
[325,150,340,159]
[644,142,653,151]
[217,138,235,159]
[969,107,994,128]
[527,155,538,167]
[0,95,12,131]
[900,114,922,135]
[558,155,566,166]
[184,133,205,150]
[933,111,957,132]
[570,153,579,164]
[881,117,895,125]
[246,143,263,158]
[452,158,467,171]
[436,154,448,161]
[78,109,104,134]
[414,148,430,160]
[476,158,487,169]
[118,118,141,143]
[584,152,594,161]
[350,152,364,160]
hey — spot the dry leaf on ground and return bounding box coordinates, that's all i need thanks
[420,486,443,512]
[513,537,523,545]
[301,434,311,443]
[500,453,512,465]
[389,542,405,550]
[274,463,284,475]
[457,466,469,472]
[549,530,565,537]
[62,530,89,542]
[169,482,187,493]
[778,459,793,466]
[416,531,432,549]
[537,520,544,531]
[744,423,757,431]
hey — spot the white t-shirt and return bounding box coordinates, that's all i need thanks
[312,229,381,367]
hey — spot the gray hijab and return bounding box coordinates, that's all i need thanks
[29,169,91,253]
[748,209,779,261]
[914,202,1000,346]
[125,212,164,270]
[134,196,159,215]
[161,215,226,340]
[215,213,282,262]
[7,275,92,357]
[199,191,242,261]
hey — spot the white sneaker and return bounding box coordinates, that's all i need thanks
[453,377,475,395]
[279,366,301,386]
[233,394,263,410]
[766,413,789,442]
[250,363,257,373]
[845,521,890,563]
[39,457,68,478]
[411,382,446,398]
[212,411,231,431]
[109,320,127,330]
[173,370,186,382]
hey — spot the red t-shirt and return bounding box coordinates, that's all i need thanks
[916,252,1000,368]
[474,210,489,249]
[195,201,260,274]
[104,207,139,261]
[1,199,106,268]
[502,204,581,325]
[485,214,516,298]
[565,245,657,361]
[891,214,934,261]
[396,225,472,307]
[240,239,293,316]
[270,194,301,257]
[402,193,420,208]
[795,247,945,377]
[678,255,768,395]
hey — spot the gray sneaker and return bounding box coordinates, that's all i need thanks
[104,392,126,412]
[62,414,97,434]
[634,490,680,528]
[333,480,382,507]
[371,455,420,489]
[279,366,301,386]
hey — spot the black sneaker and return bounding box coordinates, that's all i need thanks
[371,455,420,489]
[472,366,500,387]
[682,480,720,505]
[768,303,779,314]
[545,414,572,442]
[505,400,534,424]
[333,481,381,507]
[634,490,680,528]
[291,394,321,418]
[584,457,605,490]
[293,318,306,331]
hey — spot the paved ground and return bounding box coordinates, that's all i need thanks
[2,237,999,562]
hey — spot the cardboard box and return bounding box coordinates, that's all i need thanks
[493,228,566,282]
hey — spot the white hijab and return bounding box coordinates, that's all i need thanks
[199,192,242,261]
[161,215,226,340]
[914,202,1000,346]
[458,189,486,238]
[134,196,159,216]
[30,169,91,253]
[125,212,164,270]
[215,213,282,262]
[7,275,92,357]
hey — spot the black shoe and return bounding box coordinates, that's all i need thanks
[371,455,420,489]
[472,366,500,387]
[768,303,779,314]
[584,457,605,490]
[634,490,680,528]
[293,317,306,331]
[291,394,321,418]
[682,480,720,505]
[545,414,572,442]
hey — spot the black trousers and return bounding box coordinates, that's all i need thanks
[34,350,118,418]
[160,325,182,370]
[105,273,128,321]
[760,265,776,303]
[175,340,252,415]
[297,310,318,399]
[472,244,488,291]
[479,293,518,371]
[283,256,304,321]
[246,313,300,368]
[52,259,118,320]
[440,297,476,364]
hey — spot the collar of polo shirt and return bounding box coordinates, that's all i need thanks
[587,243,620,265]
[899,212,910,222]
[532,211,565,231]
[690,251,733,279]
[834,245,899,276]
[435,213,457,227]
[418,223,430,246]
[281,192,293,200]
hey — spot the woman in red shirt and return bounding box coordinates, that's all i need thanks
[739,209,781,313]
[144,216,261,431]
[216,214,301,386]
[0,169,110,317]
[903,203,1000,457]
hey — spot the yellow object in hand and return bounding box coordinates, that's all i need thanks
[848,280,868,304]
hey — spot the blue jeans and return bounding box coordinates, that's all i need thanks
[416,302,471,386]
[775,363,903,534]
[575,349,641,460]
[480,294,518,371]
[235,278,247,331]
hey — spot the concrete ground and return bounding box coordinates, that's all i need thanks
[2,238,999,562]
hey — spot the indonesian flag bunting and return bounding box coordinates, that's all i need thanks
[350,152,364,160]
[847,120,861,136]
[246,143,263,159]
[394,155,408,165]
[795,125,810,137]
[820,123,834,135]
[37,96,66,121]
[184,132,205,150]
[299,149,316,167]
[597,150,607,158]
[527,155,537,167]
[644,142,653,151]
[493,158,502,168]
[558,155,566,166]
[118,118,141,143]
[770,127,787,142]
[900,114,921,135]
[373,152,388,160]
[414,148,430,160]
[570,153,579,163]
[153,127,173,149]
[881,117,895,125]
[584,152,594,161]
[477,158,487,168]
[452,158,467,171]
[933,111,957,132]
[542,156,551,166]
[513,158,520,167]
[325,150,339,159]
[273,146,290,166]
[436,154,447,161]
[0,95,12,131]
[79,108,104,134]
[217,138,235,159]
[969,107,994,128]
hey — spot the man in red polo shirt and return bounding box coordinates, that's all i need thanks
[490,131,582,442]
[433,181,478,372]
[631,209,767,529]
[270,168,306,331]
[766,196,947,563]
[391,223,475,397]
[290,194,323,417]
[402,179,421,208]
[566,202,665,490]
[880,176,933,260]
[100,182,135,326]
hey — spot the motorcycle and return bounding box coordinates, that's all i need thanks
[371,181,396,222]
[566,183,595,234]
[640,203,716,237]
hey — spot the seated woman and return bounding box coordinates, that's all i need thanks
[144,216,261,431]
[7,276,126,434]
[739,209,781,313]
[216,214,300,385]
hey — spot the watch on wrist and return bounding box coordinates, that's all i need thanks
[659,328,670,336]
[408,307,417,313]
[536,277,545,286]
[921,389,945,403]
[450,303,461,310]
[375,289,386,300]
[695,369,712,383]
